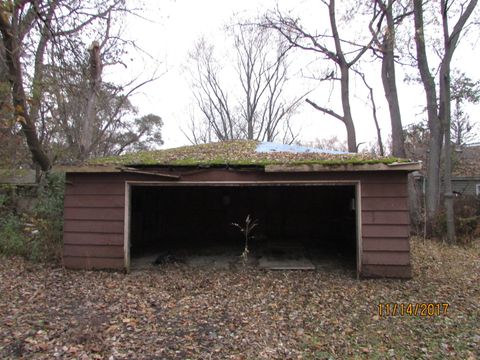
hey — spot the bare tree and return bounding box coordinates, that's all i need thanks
[370,0,412,158]
[264,0,380,152]
[302,136,348,152]
[0,0,160,168]
[187,25,305,144]
[0,1,56,171]
[413,0,478,242]
[190,39,237,142]
[41,52,163,163]
[80,41,102,160]
[355,70,385,156]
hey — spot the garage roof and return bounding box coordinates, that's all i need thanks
[60,140,422,172]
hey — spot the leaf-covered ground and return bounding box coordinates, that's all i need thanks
[0,239,478,359]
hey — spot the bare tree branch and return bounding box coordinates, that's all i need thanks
[305,98,345,124]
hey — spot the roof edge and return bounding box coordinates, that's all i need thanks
[56,161,422,174]
[55,165,121,173]
[265,162,422,173]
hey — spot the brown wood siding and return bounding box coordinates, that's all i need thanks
[362,225,410,238]
[64,244,124,258]
[64,194,125,208]
[63,256,125,270]
[63,233,124,246]
[64,182,125,195]
[361,178,410,278]
[362,211,409,225]
[363,238,410,251]
[362,197,408,211]
[360,183,408,197]
[63,173,129,269]
[63,169,412,278]
[62,172,175,268]
[362,251,410,265]
[64,208,124,221]
[64,220,124,233]
[361,265,411,278]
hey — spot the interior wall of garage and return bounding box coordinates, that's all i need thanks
[128,184,357,263]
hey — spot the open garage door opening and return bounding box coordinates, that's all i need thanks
[127,183,358,274]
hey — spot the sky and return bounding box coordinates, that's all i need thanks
[109,0,480,150]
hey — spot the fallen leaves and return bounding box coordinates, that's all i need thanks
[89,140,403,167]
[0,238,479,359]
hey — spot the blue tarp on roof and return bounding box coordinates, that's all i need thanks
[255,142,348,155]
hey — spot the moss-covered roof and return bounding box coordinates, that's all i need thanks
[89,140,407,167]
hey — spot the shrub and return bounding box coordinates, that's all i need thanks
[0,172,65,262]
[31,172,65,262]
[428,195,479,244]
[453,196,480,243]
[0,214,28,256]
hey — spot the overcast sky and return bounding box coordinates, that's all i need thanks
[112,0,480,150]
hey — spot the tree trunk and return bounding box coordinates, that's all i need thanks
[439,5,456,243]
[381,0,405,158]
[413,0,477,237]
[339,63,357,152]
[439,0,472,244]
[413,0,442,230]
[441,86,456,243]
[440,0,477,243]
[0,14,51,171]
[329,0,356,152]
[425,121,443,233]
[408,173,422,234]
[81,41,102,160]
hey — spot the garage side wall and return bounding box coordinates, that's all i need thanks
[360,175,411,278]
[63,173,126,269]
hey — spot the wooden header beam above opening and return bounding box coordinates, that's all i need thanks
[120,167,180,179]
[56,165,180,179]
[264,162,422,173]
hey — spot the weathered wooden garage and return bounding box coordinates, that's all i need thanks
[62,141,420,278]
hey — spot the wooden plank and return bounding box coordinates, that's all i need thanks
[361,264,411,278]
[121,167,180,179]
[63,256,125,270]
[64,207,124,221]
[64,245,124,258]
[58,165,121,173]
[65,182,125,196]
[361,183,408,197]
[361,197,408,211]
[64,194,125,208]
[265,163,421,173]
[363,224,410,238]
[66,172,163,184]
[63,220,124,234]
[362,238,410,251]
[63,232,124,245]
[66,173,125,184]
[362,211,410,225]
[359,173,407,184]
[362,251,410,265]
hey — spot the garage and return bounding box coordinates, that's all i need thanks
[61,140,420,278]
[128,183,358,271]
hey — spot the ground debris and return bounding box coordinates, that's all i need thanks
[0,238,479,359]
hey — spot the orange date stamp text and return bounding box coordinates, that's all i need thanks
[377,303,449,317]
